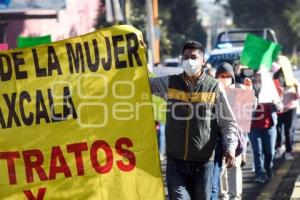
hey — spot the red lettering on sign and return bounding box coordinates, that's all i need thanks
[67,142,88,176]
[23,187,46,200]
[0,151,20,184]
[22,150,48,183]
[90,140,113,174]
[1,137,137,185]
[49,146,72,180]
[115,137,136,172]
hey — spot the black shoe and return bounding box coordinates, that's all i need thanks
[241,160,246,168]
[265,170,273,182]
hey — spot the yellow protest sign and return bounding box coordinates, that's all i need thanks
[0,25,165,200]
[278,55,296,86]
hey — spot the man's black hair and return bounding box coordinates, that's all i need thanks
[181,41,204,55]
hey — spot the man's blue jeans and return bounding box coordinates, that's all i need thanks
[249,127,276,179]
[211,156,222,200]
[166,157,214,200]
[211,138,223,200]
[158,123,166,155]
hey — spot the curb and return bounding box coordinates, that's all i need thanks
[291,175,300,199]
[290,129,300,200]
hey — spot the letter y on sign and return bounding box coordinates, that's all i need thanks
[23,188,46,200]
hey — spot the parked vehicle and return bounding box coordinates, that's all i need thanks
[153,57,183,76]
[207,29,278,68]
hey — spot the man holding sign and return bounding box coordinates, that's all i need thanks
[150,41,239,200]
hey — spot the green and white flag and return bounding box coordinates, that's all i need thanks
[240,34,282,70]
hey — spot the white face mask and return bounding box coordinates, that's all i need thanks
[218,78,232,88]
[181,59,200,76]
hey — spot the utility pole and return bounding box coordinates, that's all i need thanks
[146,0,160,72]
[152,0,160,65]
[146,0,155,72]
[124,0,130,24]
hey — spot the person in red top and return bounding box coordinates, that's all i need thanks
[273,67,300,160]
[249,72,282,183]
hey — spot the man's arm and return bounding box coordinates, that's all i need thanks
[215,83,239,167]
[149,76,169,100]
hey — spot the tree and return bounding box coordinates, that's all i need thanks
[228,0,299,54]
[160,0,207,57]
[285,0,300,39]
[94,0,207,58]
[94,0,148,45]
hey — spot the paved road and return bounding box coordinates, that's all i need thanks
[160,117,300,200]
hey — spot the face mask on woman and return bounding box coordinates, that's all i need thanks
[218,77,233,88]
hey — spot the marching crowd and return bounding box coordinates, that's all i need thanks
[152,41,300,200]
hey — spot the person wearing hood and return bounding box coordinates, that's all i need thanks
[211,62,248,200]
[149,41,239,200]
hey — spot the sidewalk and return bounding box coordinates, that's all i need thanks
[244,117,300,200]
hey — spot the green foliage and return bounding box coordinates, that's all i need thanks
[128,0,147,33]
[94,0,207,58]
[285,0,300,39]
[160,0,207,57]
[228,0,299,54]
